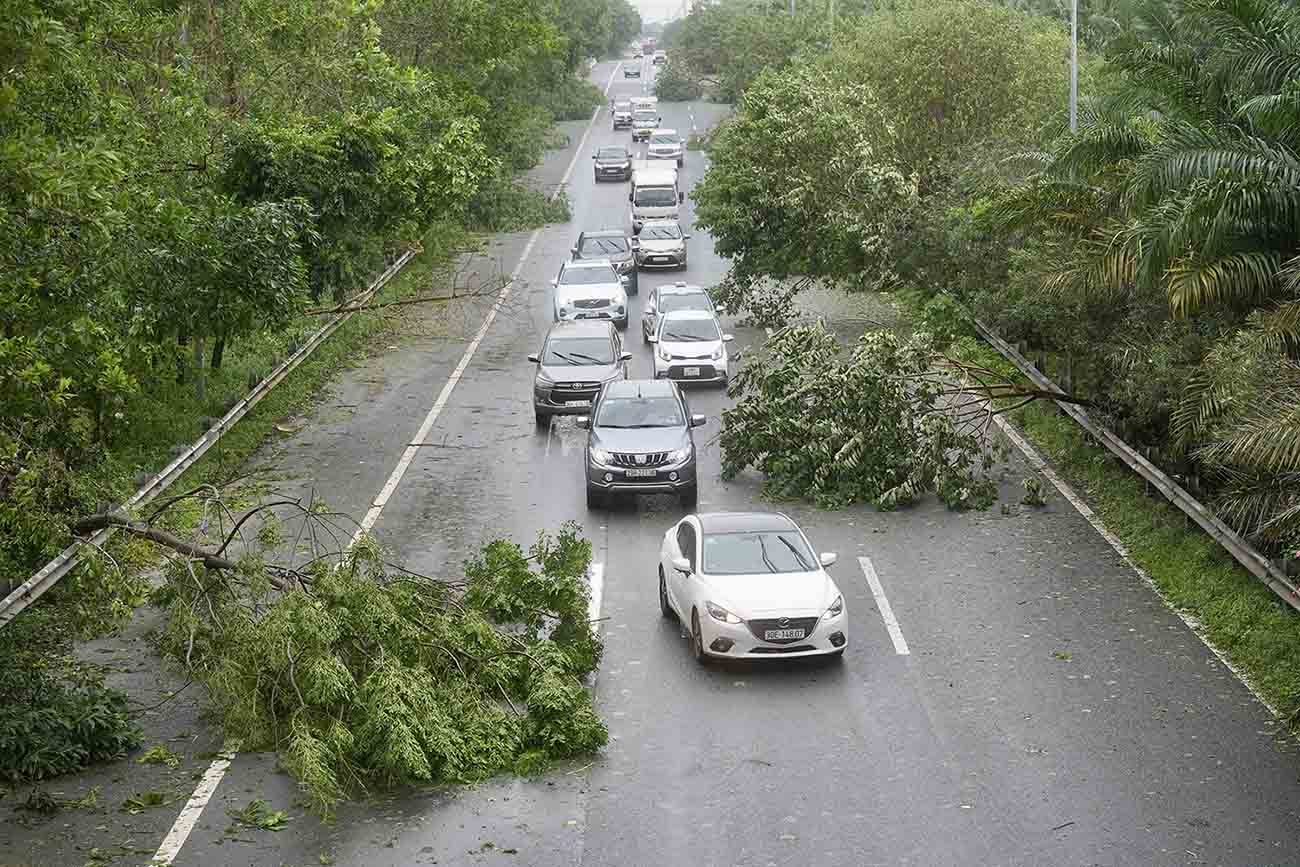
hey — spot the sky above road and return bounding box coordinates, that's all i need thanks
[633,0,684,24]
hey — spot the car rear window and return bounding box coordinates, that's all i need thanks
[595,396,685,428]
[581,236,628,255]
[650,134,678,144]
[702,531,815,575]
[659,293,712,314]
[640,224,681,239]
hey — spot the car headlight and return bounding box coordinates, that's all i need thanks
[667,446,690,464]
[589,446,612,465]
[710,345,724,361]
[706,601,742,624]
[536,370,555,386]
[657,345,671,362]
[823,595,844,620]
[558,306,569,318]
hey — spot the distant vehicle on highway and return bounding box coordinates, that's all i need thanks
[571,228,638,294]
[658,511,847,663]
[646,128,684,167]
[629,165,682,234]
[633,219,689,270]
[630,108,661,141]
[653,50,667,65]
[577,379,703,508]
[551,259,629,329]
[648,309,733,386]
[611,100,634,130]
[529,320,631,425]
[592,144,633,182]
[624,64,641,78]
[640,282,714,343]
[630,96,658,112]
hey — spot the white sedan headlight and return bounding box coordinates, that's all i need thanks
[705,601,742,624]
[709,345,724,361]
[823,595,844,620]
[657,345,671,362]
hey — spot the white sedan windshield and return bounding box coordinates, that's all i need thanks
[660,318,719,342]
[703,531,815,575]
[561,266,618,286]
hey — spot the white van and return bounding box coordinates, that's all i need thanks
[629,165,683,234]
[630,96,659,112]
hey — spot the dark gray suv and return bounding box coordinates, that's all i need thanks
[530,321,631,425]
[571,229,638,294]
[577,379,704,509]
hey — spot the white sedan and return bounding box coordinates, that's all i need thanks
[658,512,847,663]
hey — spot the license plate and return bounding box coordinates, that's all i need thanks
[624,468,656,478]
[564,399,589,406]
[764,628,806,641]
[683,367,700,377]
[653,257,670,263]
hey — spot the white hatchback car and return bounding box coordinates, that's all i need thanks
[649,309,732,385]
[658,512,847,663]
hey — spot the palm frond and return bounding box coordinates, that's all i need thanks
[1171,326,1277,445]
[1207,466,1300,544]
[1197,374,1300,472]
[1164,250,1284,317]
[1124,127,1300,209]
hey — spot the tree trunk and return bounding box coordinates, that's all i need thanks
[211,335,226,371]
[193,335,206,404]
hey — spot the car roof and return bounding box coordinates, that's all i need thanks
[601,378,679,399]
[656,281,705,295]
[564,257,615,269]
[613,100,632,107]
[694,512,798,534]
[650,128,678,136]
[546,320,615,338]
[640,218,681,228]
[659,309,715,322]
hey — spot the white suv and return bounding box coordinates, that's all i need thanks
[552,259,630,329]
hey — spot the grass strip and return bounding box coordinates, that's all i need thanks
[948,333,1300,726]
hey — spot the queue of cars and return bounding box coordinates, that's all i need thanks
[528,52,848,664]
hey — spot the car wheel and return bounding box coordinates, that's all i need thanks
[659,568,675,619]
[677,158,683,167]
[678,483,698,509]
[690,610,707,665]
[586,485,604,510]
[535,410,549,427]
[628,276,639,296]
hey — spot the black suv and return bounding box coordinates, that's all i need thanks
[571,229,638,294]
[592,144,632,182]
[578,379,704,509]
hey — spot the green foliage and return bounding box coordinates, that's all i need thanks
[721,323,999,510]
[0,612,141,783]
[653,62,703,102]
[228,798,290,831]
[155,525,606,815]
[542,78,606,122]
[465,178,572,233]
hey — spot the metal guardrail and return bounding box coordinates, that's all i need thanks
[973,318,1300,613]
[0,250,418,629]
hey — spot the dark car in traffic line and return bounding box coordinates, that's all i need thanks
[571,229,638,294]
[578,379,704,509]
[593,144,633,182]
[530,320,631,425]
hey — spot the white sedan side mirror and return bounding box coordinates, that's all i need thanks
[527,353,540,363]
[722,334,734,342]
[819,552,838,567]
[672,556,691,574]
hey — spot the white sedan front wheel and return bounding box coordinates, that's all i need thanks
[690,610,708,665]
[659,568,674,619]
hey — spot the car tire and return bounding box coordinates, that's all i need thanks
[586,485,604,510]
[659,568,675,619]
[677,158,683,167]
[628,276,639,296]
[535,410,549,427]
[690,610,708,665]
[678,483,698,509]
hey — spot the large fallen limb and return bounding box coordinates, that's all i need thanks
[73,511,238,572]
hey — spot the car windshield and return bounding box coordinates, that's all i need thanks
[595,395,685,428]
[659,292,711,314]
[634,187,677,206]
[649,134,678,145]
[613,102,632,112]
[640,224,681,239]
[560,266,617,285]
[703,531,816,575]
[597,147,628,160]
[580,236,628,256]
[633,112,657,124]
[660,317,719,342]
[544,337,614,365]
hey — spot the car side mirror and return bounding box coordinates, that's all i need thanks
[628,193,633,203]
[819,552,838,567]
[620,351,633,362]
[576,416,591,429]
[672,556,691,574]
[683,234,692,239]
[647,334,658,344]
[550,278,558,287]
[620,275,629,285]
[722,334,734,342]
[678,192,685,203]
[690,414,706,427]
[591,154,597,159]
[570,245,579,254]
[527,353,540,363]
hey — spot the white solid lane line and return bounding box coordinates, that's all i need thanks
[589,561,605,633]
[858,555,911,655]
[150,62,625,867]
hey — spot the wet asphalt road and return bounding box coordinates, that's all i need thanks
[156,58,1300,867]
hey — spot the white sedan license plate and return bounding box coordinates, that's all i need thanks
[624,468,656,478]
[564,399,589,406]
[683,366,700,377]
[764,628,806,641]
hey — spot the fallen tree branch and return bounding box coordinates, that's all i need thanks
[74,510,238,572]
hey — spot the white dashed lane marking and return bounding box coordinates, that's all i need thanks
[858,556,910,655]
